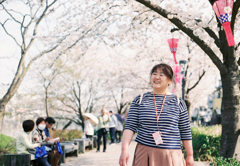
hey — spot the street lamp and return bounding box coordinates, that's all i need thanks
[179,60,187,100]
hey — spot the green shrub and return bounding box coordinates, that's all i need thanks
[210,157,240,166]
[190,126,221,162]
[0,134,16,165]
[0,134,16,154]
[50,129,82,142]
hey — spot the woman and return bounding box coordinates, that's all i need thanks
[96,108,111,152]
[119,63,194,166]
[84,117,94,139]
[32,117,50,144]
[32,117,57,166]
[16,120,51,166]
[115,115,124,143]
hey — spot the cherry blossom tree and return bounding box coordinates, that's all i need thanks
[0,0,124,133]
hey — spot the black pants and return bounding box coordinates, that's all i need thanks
[32,157,51,166]
[115,130,122,142]
[109,127,115,143]
[97,128,108,151]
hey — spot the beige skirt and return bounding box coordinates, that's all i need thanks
[132,143,185,166]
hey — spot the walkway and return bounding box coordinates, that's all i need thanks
[61,141,211,166]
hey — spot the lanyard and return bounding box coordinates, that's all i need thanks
[153,93,167,131]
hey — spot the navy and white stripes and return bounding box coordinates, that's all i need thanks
[124,92,192,149]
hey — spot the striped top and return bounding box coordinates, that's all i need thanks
[124,92,192,149]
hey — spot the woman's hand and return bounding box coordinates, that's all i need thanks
[185,155,194,166]
[119,149,129,166]
[45,137,51,141]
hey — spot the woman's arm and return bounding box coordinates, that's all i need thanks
[182,140,194,166]
[119,129,134,166]
[21,134,40,149]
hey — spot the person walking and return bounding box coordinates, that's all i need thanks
[119,63,194,166]
[84,117,94,139]
[96,108,111,152]
[115,115,123,143]
[109,110,117,145]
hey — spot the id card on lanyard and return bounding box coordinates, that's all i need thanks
[152,93,167,145]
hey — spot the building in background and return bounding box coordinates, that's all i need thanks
[191,80,222,126]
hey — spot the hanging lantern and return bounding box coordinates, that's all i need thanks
[173,65,181,74]
[173,65,184,84]
[175,74,184,84]
[167,38,179,64]
[212,0,235,46]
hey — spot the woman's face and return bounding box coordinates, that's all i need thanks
[150,68,172,90]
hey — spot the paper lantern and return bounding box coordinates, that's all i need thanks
[176,74,184,84]
[173,65,183,84]
[212,0,235,46]
[173,65,181,74]
[167,38,179,64]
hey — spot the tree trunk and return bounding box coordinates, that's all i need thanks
[0,100,7,134]
[185,98,191,121]
[220,70,240,160]
[45,89,49,117]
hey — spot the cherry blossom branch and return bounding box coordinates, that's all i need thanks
[134,0,228,75]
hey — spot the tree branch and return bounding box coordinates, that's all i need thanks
[0,21,21,47]
[231,0,240,30]
[57,98,78,113]
[0,0,6,4]
[235,41,240,52]
[203,27,220,48]
[134,0,227,75]
[111,90,119,111]
[25,0,57,52]
[186,70,206,94]
[1,4,22,24]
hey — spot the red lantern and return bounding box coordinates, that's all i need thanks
[167,38,179,64]
[173,65,181,74]
[173,65,183,84]
[175,74,184,84]
[212,0,235,46]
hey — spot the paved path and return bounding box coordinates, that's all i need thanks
[61,141,211,166]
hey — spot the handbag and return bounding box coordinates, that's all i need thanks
[35,145,48,159]
[56,142,63,155]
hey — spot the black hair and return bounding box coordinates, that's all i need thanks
[36,117,45,126]
[109,110,113,113]
[45,117,55,124]
[150,63,176,85]
[22,120,35,132]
